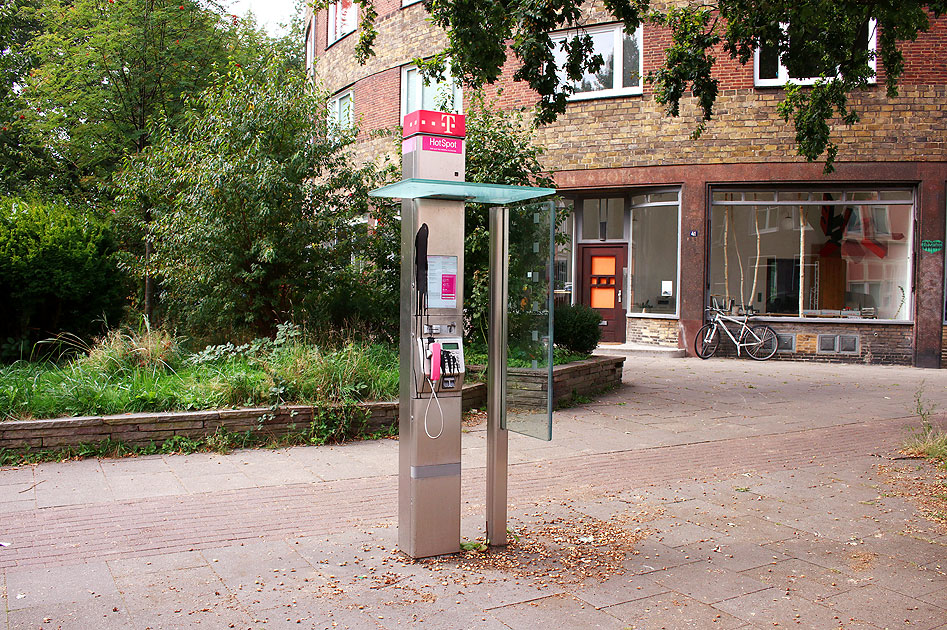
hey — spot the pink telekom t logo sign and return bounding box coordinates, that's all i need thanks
[441,114,456,135]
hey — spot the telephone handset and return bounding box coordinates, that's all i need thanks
[415,224,429,314]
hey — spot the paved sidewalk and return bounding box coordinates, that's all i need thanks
[1,357,946,629]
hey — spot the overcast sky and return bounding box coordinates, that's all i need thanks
[228,0,299,37]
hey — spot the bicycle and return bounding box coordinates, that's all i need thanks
[695,297,778,360]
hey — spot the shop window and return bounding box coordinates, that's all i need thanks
[550,23,642,100]
[328,91,353,131]
[629,190,680,315]
[755,20,876,86]
[328,0,357,45]
[710,188,913,320]
[401,65,462,118]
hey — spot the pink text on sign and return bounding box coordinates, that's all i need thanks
[441,274,456,300]
[422,135,463,154]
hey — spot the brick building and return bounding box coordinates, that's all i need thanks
[305,0,947,367]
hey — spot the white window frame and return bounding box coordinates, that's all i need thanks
[754,20,877,86]
[328,90,354,131]
[400,64,462,118]
[401,0,422,6]
[550,22,643,101]
[327,0,357,45]
[304,18,315,75]
[628,189,682,318]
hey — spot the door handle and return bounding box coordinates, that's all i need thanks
[618,289,622,304]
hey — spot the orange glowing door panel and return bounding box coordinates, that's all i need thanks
[580,245,627,343]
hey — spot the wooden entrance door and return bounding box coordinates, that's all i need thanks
[580,245,627,343]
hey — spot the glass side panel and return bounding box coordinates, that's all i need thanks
[503,202,555,441]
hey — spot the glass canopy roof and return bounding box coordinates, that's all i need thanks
[369,178,556,204]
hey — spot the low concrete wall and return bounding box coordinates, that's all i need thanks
[508,355,626,408]
[469,355,626,408]
[0,383,487,451]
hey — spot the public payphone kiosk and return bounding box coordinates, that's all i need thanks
[369,110,556,559]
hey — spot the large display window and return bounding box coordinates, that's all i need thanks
[710,188,914,320]
[629,191,680,315]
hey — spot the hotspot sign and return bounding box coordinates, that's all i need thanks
[422,135,463,154]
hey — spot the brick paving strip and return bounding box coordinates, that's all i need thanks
[0,418,910,571]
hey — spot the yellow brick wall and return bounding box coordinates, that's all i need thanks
[535,87,947,171]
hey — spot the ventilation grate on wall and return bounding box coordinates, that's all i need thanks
[817,334,860,354]
[776,334,795,352]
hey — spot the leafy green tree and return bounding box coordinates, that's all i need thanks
[354,0,946,171]
[117,59,396,339]
[20,0,238,194]
[0,0,53,194]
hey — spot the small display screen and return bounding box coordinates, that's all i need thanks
[442,343,459,350]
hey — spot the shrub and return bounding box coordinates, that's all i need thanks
[554,304,602,355]
[0,197,127,359]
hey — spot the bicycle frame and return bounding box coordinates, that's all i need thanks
[707,310,757,356]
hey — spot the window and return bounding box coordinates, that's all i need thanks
[755,20,876,86]
[581,198,624,241]
[628,190,680,315]
[550,23,642,100]
[328,91,353,130]
[305,19,315,75]
[710,188,914,320]
[400,65,462,118]
[328,0,357,45]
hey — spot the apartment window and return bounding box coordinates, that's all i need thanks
[710,187,914,320]
[755,20,876,86]
[328,91,353,130]
[400,65,462,117]
[305,21,315,74]
[550,23,642,100]
[327,0,357,45]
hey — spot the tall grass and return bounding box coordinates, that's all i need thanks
[0,325,400,421]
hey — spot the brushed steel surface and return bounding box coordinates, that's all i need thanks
[487,206,510,547]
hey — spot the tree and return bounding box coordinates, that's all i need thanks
[19,0,239,195]
[353,0,946,171]
[117,59,396,339]
[0,0,53,194]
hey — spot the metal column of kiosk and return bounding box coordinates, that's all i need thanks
[369,110,556,560]
[398,110,467,559]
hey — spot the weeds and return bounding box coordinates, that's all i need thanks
[0,324,400,422]
[904,383,947,465]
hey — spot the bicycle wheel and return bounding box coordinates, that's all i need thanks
[742,325,778,360]
[695,323,720,359]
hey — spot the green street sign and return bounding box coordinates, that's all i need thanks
[921,239,944,254]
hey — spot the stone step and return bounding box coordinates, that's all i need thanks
[595,342,686,358]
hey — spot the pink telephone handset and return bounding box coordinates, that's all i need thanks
[430,342,441,381]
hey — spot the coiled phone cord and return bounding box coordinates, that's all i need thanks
[423,379,444,440]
